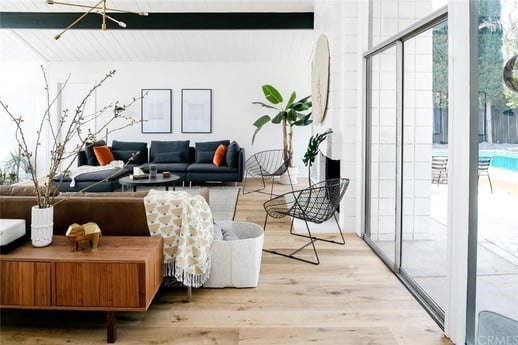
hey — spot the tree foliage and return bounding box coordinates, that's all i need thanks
[433,0,508,108]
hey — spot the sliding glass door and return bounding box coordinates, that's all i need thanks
[365,45,398,266]
[364,10,448,324]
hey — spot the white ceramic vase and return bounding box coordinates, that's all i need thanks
[31,205,54,247]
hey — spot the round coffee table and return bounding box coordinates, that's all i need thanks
[119,173,181,192]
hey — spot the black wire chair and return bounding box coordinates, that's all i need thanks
[263,177,350,265]
[242,149,292,197]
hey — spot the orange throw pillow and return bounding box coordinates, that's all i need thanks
[93,146,115,166]
[213,145,227,167]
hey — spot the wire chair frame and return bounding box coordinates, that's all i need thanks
[263,178,350,265]
[242,149,293,197]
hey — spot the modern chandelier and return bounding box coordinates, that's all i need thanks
[47,0,148,40]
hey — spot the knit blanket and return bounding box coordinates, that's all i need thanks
[144,189,214,288]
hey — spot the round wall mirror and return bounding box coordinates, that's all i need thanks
[503,54,518,94]
[311,34,330,124]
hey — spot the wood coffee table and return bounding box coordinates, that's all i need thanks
[119,173,181,192]
[0,236,163,343]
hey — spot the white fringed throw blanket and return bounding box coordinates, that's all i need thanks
[144,189,214,288]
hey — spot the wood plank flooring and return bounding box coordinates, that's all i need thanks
[0,178,453,344]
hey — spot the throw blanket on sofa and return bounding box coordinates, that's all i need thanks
[66,160,124,187]
[144,189,214,288]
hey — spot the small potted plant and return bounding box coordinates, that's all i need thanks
[302,128,333,186]
[149,164,157,178]
[3,149,30,184]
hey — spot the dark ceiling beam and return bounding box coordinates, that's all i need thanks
[0,12,314,30]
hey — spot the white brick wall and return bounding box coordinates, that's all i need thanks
[314,0,436,238]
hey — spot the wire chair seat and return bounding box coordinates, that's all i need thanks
[263,177,350,265]
[242,149,292,197]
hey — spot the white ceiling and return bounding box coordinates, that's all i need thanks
[0,0,316,63]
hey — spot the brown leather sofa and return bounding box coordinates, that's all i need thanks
[0,185,209,237]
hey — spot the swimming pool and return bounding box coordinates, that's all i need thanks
[480,150,518,173]
[433,149,518,173]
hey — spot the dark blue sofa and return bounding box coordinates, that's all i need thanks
[54,139,245,192]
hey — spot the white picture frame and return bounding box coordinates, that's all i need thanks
[181,89,212,133]
[141,89,172,133]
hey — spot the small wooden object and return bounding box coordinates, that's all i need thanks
[162,171,171,178]
[66,222,102,251]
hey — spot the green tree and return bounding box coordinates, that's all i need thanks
[433,23,448,108]
[479,0,505,107]
[433,0,506,108]
[502,0,518,106]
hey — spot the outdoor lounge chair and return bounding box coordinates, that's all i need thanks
[431,156,448,185]
[478,157,493,193]
[262,177,350,265]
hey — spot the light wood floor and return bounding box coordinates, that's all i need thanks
[0,178,453,345]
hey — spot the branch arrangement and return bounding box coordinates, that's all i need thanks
[1,67,141,208]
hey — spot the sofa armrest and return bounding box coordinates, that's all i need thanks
[237,148,245,182]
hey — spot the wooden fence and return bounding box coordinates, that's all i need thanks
[433,108,518,144]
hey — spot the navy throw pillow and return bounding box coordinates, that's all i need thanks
[195,140,230,163]
[150,140,190,162]
[195,151,215,164]
[153,152,184,163]
[226,141,240,168]
[111,140,148,164]
[112,150,137,163]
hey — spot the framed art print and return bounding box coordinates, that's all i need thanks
[181,89,212,133]
[141,89,172,133]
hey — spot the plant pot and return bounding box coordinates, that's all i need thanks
[279,167,299,185]
[149,164,157,178]
[31,205,53,247]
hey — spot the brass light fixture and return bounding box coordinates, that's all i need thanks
[47,0,148,40]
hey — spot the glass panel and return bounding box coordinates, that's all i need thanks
[366,45,398,264]
[475,0,518,340]
[369,0,447,48]
[400,21,448,310]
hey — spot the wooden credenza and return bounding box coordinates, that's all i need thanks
[0,236,163,343]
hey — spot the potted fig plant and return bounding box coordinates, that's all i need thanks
[252,84,312,184]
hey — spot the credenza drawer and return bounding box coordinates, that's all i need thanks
[0,261,51,307]
[55,262,142,308]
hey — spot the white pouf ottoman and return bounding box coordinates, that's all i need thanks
[204,221,264,288]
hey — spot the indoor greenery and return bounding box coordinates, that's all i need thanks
[1,67,140,208]
[302,128,333,186]
[252,84,312,167]
[3,149,30,184]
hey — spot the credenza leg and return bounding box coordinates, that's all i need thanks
[107,311,117,343]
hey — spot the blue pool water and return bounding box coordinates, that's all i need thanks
[434,150,518,173]
[480,150,518,173]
